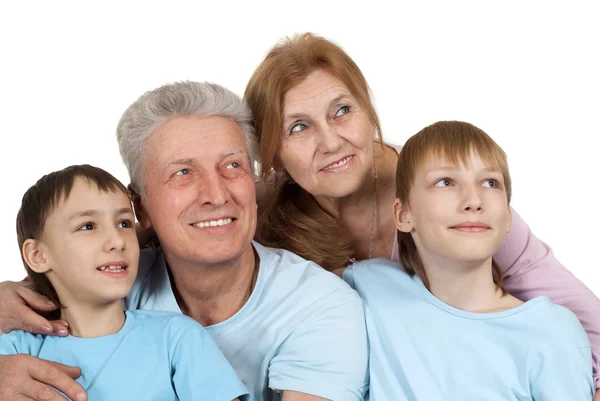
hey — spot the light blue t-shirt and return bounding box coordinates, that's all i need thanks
[128,241,368,401]
[0,310,248,401]
[343,258,594,401]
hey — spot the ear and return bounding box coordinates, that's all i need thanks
[393,198,414,233]
[506,207,512,233]
[22,239,52,273]
[128,184,151,229]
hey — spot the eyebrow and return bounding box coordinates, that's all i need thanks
[168,148,245,167]
[284,94,351,123]
[222,147,244,157]
[425,166,502,174]
[68,207,133,222]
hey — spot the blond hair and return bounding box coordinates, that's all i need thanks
[396,121,510,292]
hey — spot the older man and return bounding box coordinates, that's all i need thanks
[0,81,368,401]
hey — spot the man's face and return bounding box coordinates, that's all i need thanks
[138,115,258,268]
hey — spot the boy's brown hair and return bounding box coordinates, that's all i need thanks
[395,121,511,292]
[16,164,129,319]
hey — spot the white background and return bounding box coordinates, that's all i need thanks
[0,1,598,296]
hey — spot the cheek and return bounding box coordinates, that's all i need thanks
[231,180,258,207]
[280,141,313,172]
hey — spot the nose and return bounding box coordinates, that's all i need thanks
[104,226,126,253]
[460,184,484,213]
[198,172,228,207]
[316,123,344,154]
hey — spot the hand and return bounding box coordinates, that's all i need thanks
[0,355,87,401]
[594,388,599,401]
[0,280,68,336]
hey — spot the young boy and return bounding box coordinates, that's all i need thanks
[1,164,248,400]
[343,121,594,400]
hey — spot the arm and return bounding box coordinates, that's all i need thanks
[0,279,68,336]
[269,291,369,401]
[494,207,600,388]
[169,316,248,401]
[531,346,593,400]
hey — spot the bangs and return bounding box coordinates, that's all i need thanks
[396,121,511,203]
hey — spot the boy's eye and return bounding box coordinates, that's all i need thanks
[433,178,453,187]
[482,179,499,188]
[118,220,133,228]
[78,223,95,231]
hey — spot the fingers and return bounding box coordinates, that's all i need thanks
[6,303,54,335]
[9,381,71,401]
[27,360,86,401]
[17,286,57,312]
[0,355,84,401]
[45,361,81,380]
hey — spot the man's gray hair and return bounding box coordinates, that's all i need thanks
[116,81,258,195]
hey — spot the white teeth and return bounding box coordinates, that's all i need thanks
[193,217,233,228]
[98,265,125,272]
[328,156,352,169]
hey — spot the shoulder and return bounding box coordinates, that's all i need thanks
[524,298,590,348]
[344,258,418,294]
[126,310,210,341]
[252,242,365,326]
[255,241,358,299]
[127,310,198,329]
[0,330,44,354]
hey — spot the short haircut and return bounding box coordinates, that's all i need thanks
[16,164,129,318]
[395,121,510,293]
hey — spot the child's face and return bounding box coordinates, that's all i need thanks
[395,151,511,267]
[37,177,139,307]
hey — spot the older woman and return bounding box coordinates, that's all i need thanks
[244,32,600,393]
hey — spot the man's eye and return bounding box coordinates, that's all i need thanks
[175,169,190,176]
[227,162,240,169]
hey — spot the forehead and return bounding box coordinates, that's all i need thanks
[145,115,247,163]
[52,177,131,217]
[417,149,501,173]
[283,69,352,116]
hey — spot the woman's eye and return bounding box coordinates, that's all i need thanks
[334,106,350,117]
[433,178,452,188]
[482,179,499,188]
[78,223,95,231]
[226,162,241,169]
[289,123,308,134]
[174,169,190,176]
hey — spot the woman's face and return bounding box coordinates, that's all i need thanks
[279,69,376,200]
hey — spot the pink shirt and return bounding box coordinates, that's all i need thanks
[391,200,600,388]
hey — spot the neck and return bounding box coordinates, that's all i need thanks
[60,300,125,338]
[164,243,258,327]
[314,142,398,259]
[424,257,505,313]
